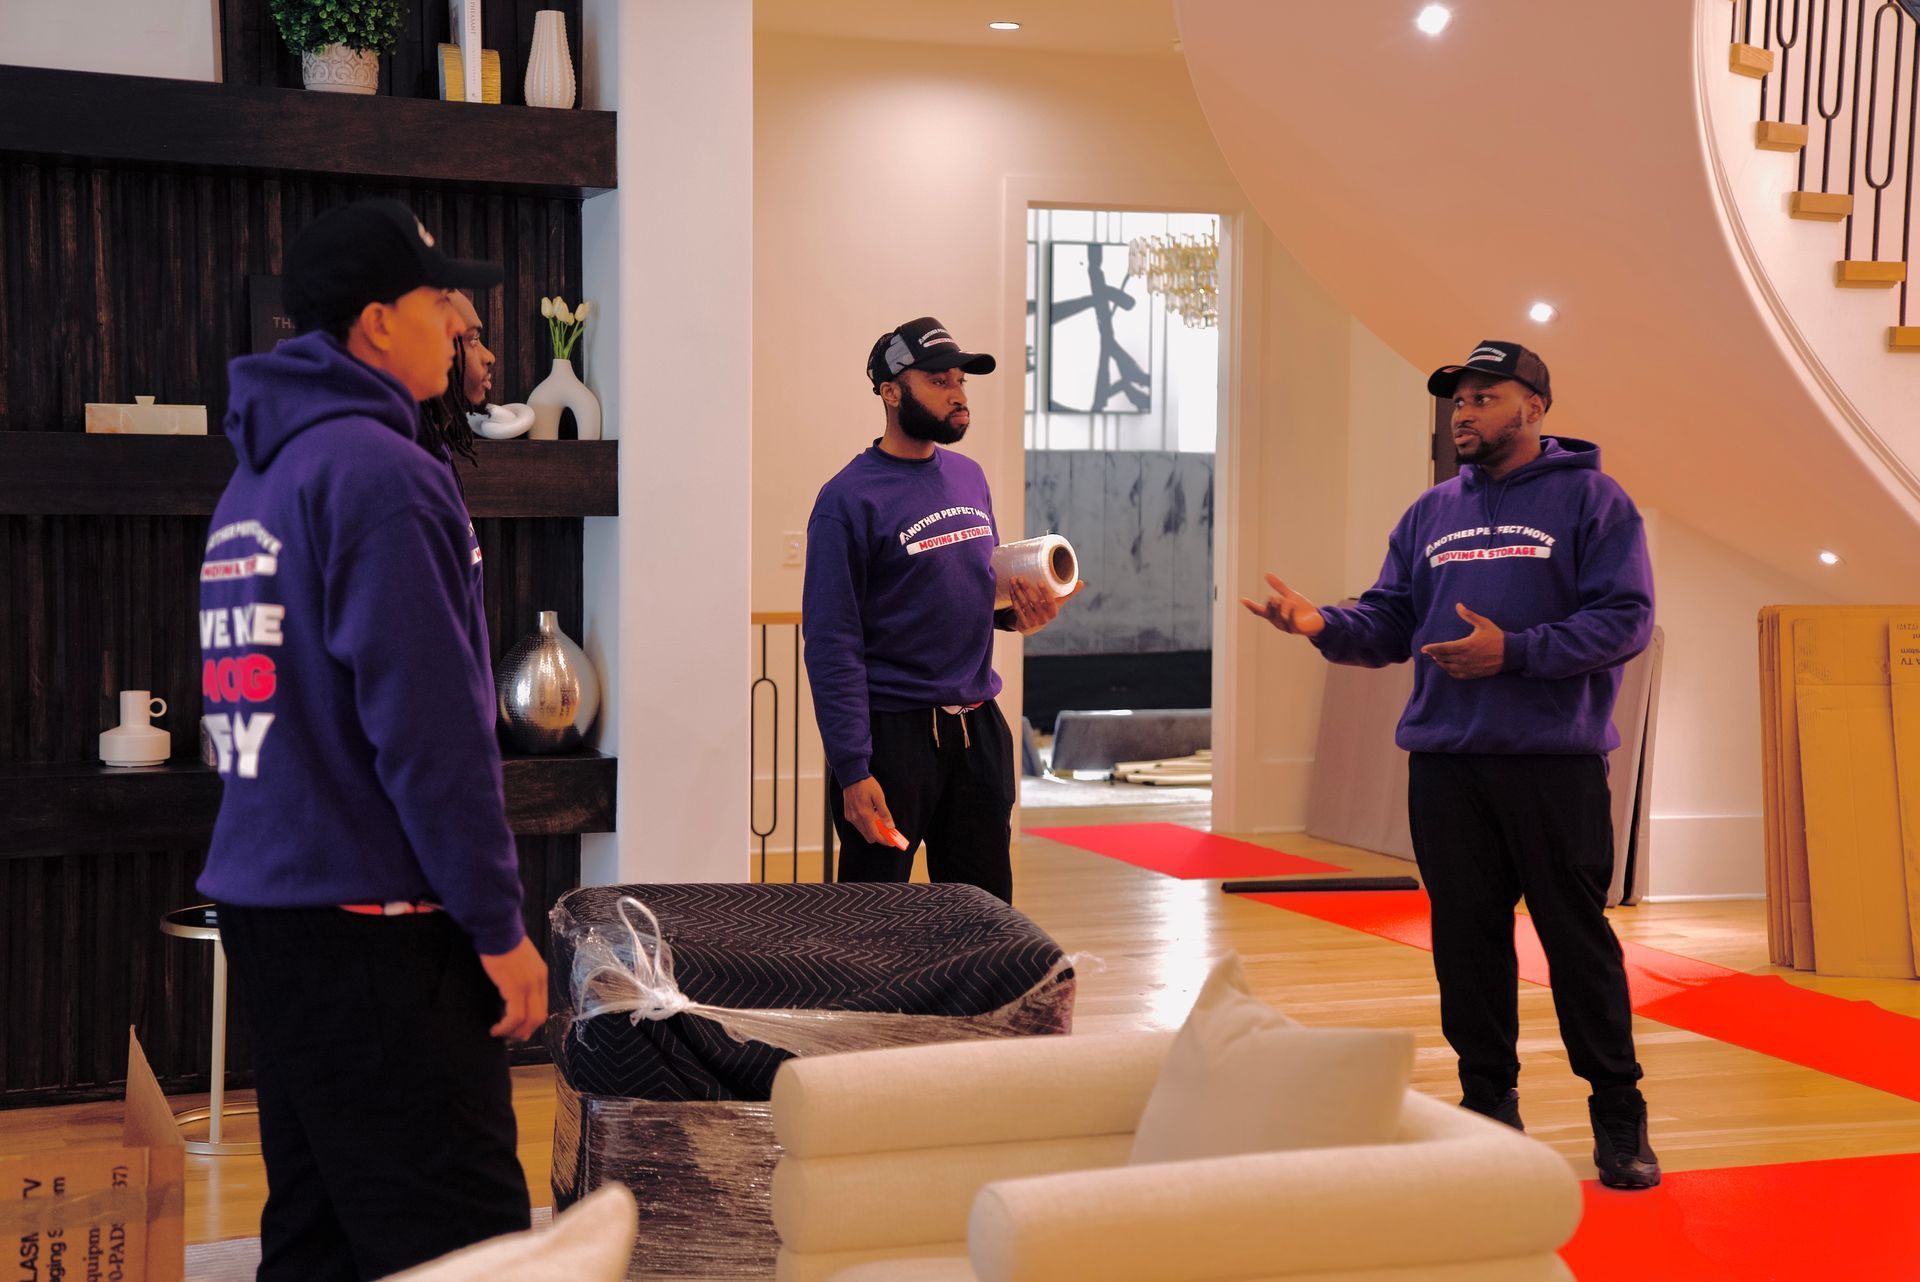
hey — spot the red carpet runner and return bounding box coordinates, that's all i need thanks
[1025,822,1346,879]
[1561,1153,1920,1281]
[1244,887,1920,1105]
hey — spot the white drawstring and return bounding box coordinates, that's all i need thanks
[930,706,974,750]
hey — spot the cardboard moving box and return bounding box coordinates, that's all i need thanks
[1,1029,184,1282]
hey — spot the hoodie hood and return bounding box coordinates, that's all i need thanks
[1459,435,1599,489]
[223,331,422,472]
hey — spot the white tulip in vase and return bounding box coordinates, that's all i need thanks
[527,296,600,441]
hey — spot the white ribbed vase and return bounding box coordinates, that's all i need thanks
[523,10,576,110]
[526,358,601,441]
[300,45,379,95]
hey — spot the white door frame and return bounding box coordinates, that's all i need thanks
[997,175,1265,833]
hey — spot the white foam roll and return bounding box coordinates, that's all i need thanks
[992,534,1078,610]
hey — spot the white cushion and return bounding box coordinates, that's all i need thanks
[1128,952,1414,1165]
[387,1184,636,1282]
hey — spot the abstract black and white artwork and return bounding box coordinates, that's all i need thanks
[1047,242,1151,414]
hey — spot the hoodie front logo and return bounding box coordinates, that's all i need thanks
[1426,523,1557,568]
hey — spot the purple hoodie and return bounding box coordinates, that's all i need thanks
[195,331,524,954]
[1312,436,1653,755]
[803,445,1004,786]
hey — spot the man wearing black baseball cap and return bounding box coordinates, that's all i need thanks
[802,316,1082,900]
[1243,340,1663,1190]
[198,198,546,1276]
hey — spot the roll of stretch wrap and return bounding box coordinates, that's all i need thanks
[992,535,1078,610]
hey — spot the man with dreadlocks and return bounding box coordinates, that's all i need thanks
[419,289,497,483]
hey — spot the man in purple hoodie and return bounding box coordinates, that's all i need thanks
[1243,341,1661,1190]
[198,199,546,1277]
[803,317,1080,902]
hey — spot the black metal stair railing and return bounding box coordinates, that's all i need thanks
[749,613,836,884]
[1735,0,1920,336]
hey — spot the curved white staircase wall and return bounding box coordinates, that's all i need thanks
[1176,0,1920,599]
[1696,0,1920,513]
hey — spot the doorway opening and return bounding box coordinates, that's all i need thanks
[1017,205,1221,819]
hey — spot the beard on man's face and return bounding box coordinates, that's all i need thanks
[897,386,967,444]
[1456,408,1523,461]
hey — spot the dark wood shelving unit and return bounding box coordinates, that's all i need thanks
[1,3,614,1105]
[0,752,615,859]
[0,65,616,196]
[0,434,618,518]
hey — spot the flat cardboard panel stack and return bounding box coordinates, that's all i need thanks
[1761,606,1920,976]
[0,1031,183,1281]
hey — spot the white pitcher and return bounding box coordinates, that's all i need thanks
[100,690,170,767]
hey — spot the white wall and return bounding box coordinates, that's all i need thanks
[0,0,221,80]
[579,0,752,886]
[1344,317,1434,596]
[751,32,1435,843]
[1642,508,1837,899]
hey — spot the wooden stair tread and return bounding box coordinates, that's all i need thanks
[1790,191,1853,221]
[1756,121,1809,151]
[1731,43,1775,78]
[1889,327,1920,351]
[1835,260,1907,287]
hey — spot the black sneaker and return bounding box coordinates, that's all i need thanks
[1590,1097,1662,1190]
[1461,1088,1524,1131]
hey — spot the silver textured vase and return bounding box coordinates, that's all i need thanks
[497,611,599,753]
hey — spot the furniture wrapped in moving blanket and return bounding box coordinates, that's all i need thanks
[546,881,1075,1278]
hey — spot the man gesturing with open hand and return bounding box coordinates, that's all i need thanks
[1242,340,1663,1192]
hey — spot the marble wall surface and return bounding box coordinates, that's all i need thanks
[1023,449,1214,657]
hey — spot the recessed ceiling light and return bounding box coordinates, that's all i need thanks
[1417,5,1452,35]
[1818,550,1842,565]
[988,21,1021,31]
[1528,301,1557,323]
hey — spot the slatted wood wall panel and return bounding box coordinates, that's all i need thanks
[1,9,592,1104]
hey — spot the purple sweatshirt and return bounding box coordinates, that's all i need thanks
[195,331,525,954]
[1312,437,1653,755]
[803,444,1004,786]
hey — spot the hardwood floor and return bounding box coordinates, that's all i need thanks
[6,808,1918,1249]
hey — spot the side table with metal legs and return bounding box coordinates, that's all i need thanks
[158,905,261,1156]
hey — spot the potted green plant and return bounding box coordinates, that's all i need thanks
[270,0,404,95]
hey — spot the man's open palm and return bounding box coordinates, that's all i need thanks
[1421,602,1507,679]
[1241,573,1325,637]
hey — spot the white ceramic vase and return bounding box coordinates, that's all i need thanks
[301,45,379,95]
[524,10,576,109]
[526,358,601,441]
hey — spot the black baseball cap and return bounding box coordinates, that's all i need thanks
[866,316,996,392]
[1427,340,1553,411]
[283,198,504,333]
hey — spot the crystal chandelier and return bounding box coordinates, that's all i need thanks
[1127,231,1218,328]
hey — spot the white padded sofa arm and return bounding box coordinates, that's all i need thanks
[965,1098,1581,1282]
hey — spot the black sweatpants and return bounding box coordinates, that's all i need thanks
[1406,752,1643,1102]
[829,698,1016,902]
[219,905,532,1281]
